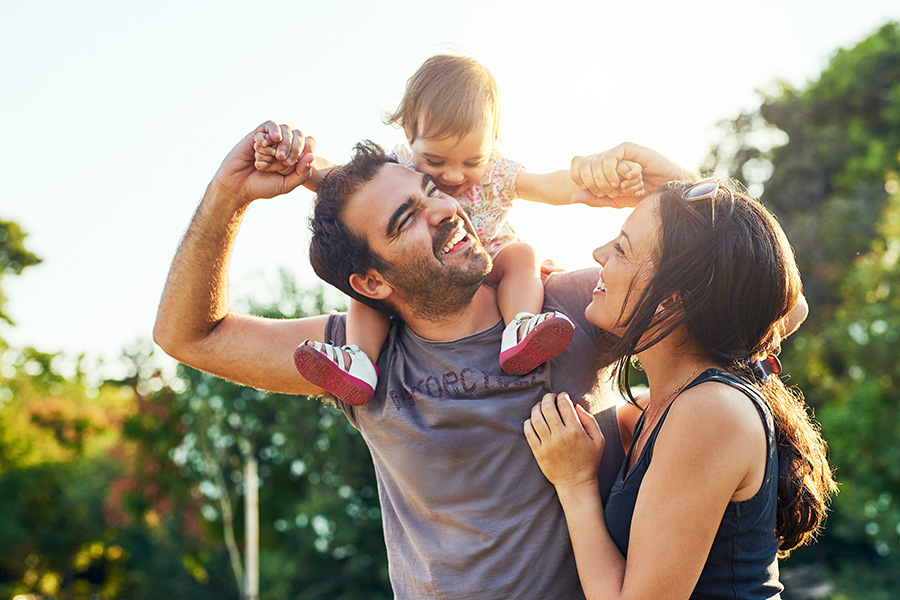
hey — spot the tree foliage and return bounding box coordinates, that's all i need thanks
[115,275,391,598]
[705,21,900,594]
[0,257,390,598]
[0,219,41,327]
[0,346,142,599]
[706,22,900,328]
[798,189,900,554]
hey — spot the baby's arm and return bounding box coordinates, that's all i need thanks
[516,160,644,208]
[486,241,544,326]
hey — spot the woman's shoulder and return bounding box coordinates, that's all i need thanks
[668,378,765,439]
[647,379,767,497]
[654,379,768,482]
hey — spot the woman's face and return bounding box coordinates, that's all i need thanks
[586,195,661,333]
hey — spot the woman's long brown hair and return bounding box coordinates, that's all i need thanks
[608,181,837,555]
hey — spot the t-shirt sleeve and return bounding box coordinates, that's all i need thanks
[321,313,360,424]
[543,268,620,368]
[323,312,348,346]
[492,157,523,208]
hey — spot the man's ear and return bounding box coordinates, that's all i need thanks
[349,270,394,301]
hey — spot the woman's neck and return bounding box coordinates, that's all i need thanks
[637,334,716,406]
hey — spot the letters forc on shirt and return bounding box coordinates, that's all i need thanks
[388,367,542,411]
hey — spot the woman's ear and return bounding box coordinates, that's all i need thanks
[349,270,393,301]
[654,291,683,317]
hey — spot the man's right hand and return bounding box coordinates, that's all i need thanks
[211,121,317,205]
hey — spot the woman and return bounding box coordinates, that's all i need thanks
[525,151,836,600]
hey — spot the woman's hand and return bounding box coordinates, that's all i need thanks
[570,158,645,207]
[524,392,606,491]
[570,142,691,207]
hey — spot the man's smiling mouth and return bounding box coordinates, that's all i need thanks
[440,226,468,255]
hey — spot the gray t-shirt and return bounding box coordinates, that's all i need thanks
[324,268,624,599]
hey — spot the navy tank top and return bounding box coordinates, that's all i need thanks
[604,369,783,599]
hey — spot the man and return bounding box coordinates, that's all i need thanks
[154,122,679,598]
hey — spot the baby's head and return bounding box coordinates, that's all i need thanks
[386,55,500,197]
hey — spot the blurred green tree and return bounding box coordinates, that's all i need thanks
[787,188,900,596]
[118,273,391,599]
[0,346,140,599]
[704,21,900,596]
[0,217,388,598]
[705,21,900,328]
[0,219,41,328]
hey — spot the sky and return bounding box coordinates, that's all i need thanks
[2,0,898,368]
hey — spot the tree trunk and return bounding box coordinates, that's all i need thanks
[244,455,259,600]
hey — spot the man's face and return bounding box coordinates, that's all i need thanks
[342,163,492,320]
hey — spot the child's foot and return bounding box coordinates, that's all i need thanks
[293,341,378,406]
[499,312,574,376]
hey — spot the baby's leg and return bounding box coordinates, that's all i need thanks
[347,298,389,362]
[492,242,574,375]
[490,242,543,324]
[291,298,386,406]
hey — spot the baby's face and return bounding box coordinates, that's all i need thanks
[408,117,494,198]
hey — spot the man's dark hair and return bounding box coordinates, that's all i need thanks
[309,140,397,315]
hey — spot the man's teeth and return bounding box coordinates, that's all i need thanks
[441,228,467,255]
[597,279,607,292]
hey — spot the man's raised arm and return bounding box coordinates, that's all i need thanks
[153,122,330,395]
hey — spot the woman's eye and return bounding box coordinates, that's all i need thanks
[613,241,625,255]
[426,160,444,167]
[464,162,482,168]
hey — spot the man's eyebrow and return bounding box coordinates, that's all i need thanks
[386,175,433,237]
[386,198,414,237]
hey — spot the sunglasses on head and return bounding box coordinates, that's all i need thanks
[683,177,733,228]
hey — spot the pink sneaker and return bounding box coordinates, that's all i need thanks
[293,341,378,406]
[499,312,574,376]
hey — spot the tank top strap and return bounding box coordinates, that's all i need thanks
[630,370,710,465]
[635,368,773,463]
[684,367,761,400]
[684,369,775,435]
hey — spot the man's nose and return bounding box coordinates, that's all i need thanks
[427,194,460,225]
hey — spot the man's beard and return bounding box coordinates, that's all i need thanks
[381,226,492,321]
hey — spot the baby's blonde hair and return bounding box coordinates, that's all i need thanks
[386,54,500,143]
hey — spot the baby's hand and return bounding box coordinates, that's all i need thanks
[617,159,645,199]
[253,132,291,174]
[569,153,645,208]
[252,122,316,177]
